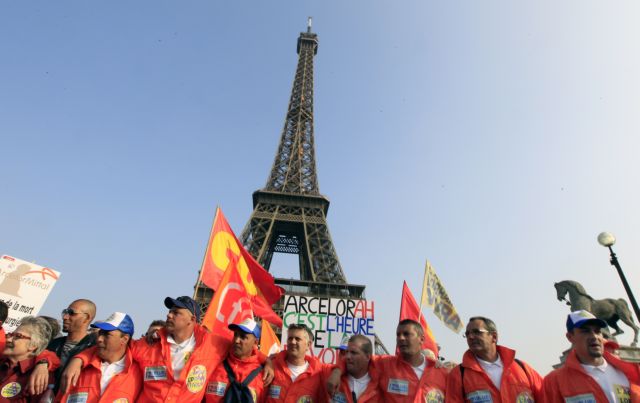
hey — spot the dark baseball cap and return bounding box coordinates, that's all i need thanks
[164,296,201,322]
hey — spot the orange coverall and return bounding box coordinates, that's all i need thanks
[203,348,266,402]
[445,345,543,403]
[543,349,640,402]
[75,325,229,403]
[263,351,324,403]
[374,355,448,403]
[320,362,382,403]
[58,346,142,403]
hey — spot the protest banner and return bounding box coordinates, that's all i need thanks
[281,294,375,364]
[421,260,464,333]
[0,255,61,331]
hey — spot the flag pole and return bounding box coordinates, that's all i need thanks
[193,206,220,299]
[418,260,430,322]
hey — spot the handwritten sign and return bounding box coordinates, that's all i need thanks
[0,255,61,331]
[281,295,375,363]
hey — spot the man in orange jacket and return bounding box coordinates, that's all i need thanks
[543,310,640,402]
[58,311,141,402]
[322,334,381,403]
[63,296,234,403]
[374,319,448,402]
[445,316,543,403]
[265,323,324,402]
[203,318,266,402]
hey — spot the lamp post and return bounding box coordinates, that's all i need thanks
[597,232,640,323]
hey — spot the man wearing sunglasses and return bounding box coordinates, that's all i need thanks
[44,299,97,391]
[445,316,543,402]
[58,312,141,402]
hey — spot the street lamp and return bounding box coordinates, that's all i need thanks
[597,232,640,323]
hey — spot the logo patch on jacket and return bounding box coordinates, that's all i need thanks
[515,391,534,403]
[269,385,281,398]
[387,378,409,395]
[466,390,493,403]
[67,392,88,403]
[332,392,347,403]
[186,365,207,393]
[614,385,630,403]
[0,382,21,398]
[564,393,596,403]
[206,381,227,396]
[144,366,168,381]
[425,388,445,403]
[111,399,129,403]
[297,396,313,403]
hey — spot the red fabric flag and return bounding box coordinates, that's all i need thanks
[202,255,255,338]
[399,281,439,359]
[259,320,282,356]
[198,207,284,325]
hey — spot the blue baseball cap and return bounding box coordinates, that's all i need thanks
[164,296,201,322]
[91,312,135,336]
[229,318,261,338]
[566,310,607,332]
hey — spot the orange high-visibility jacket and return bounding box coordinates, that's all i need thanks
[543,349,640,403]
[76,325,229,403]
[263,351,324,403]
[203,348,266,402]
[374,355,448,403]
[445,345,543,403]
[320,362,383,403]
[58,346,141,403]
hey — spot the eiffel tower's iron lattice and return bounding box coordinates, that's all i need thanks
[194,20,388,354]
[239,22,348,285]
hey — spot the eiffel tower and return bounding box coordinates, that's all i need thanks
[194,19,387,353]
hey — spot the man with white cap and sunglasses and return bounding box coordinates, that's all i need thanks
[58,312,141,402]
[543,310,640,402]
[204,318,267,402]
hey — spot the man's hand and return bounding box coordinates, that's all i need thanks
[326,367,342,396]
[144,329,160,345]
[60,357,83,394]
[27,363,49,395]
[262,357,274,386]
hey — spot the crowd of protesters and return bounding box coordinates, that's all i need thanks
[0,295,638,402]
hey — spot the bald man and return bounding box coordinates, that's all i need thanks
[47,299,97,390]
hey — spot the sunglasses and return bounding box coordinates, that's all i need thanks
[7,332,31,341]
[62,308,89,318]
[463,329,491,338]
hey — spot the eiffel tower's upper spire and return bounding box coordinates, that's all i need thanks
[264,20,320,195]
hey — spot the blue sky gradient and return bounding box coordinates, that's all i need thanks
[2,1,640,372]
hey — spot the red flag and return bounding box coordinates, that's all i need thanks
[399,281,438,359]
[202,255,254,338]
[259,320,282,356]
[197,207,284,325]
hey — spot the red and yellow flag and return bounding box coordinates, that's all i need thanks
[198,207,284,325]
[399,281,438,360]
[202,255,255,338]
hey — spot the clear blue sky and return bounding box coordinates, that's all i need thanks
[2,1,640,373]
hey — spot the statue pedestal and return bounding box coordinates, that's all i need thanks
[553,345,640,369]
